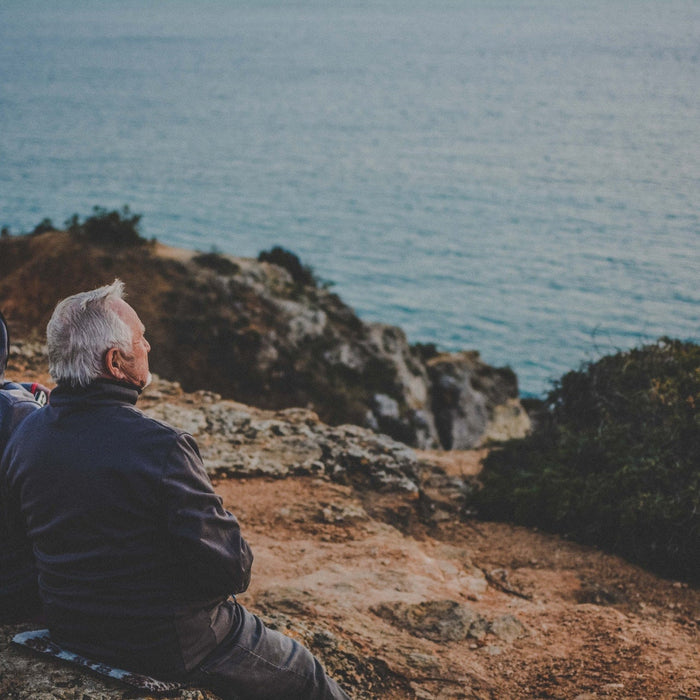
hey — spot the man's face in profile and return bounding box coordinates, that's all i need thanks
[112,299,152,389]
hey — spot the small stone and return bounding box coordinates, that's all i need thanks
[490,614,526,642]
[371,599,486,643]
[468,616,490,641]
[410,685,436,700]
[312,630,337,649]
[407,652,440,672]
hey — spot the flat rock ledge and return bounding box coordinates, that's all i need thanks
[140,376,475,514]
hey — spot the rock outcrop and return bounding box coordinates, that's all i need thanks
[0,229,529,450]
[427,352,531,450]
[142,379,445,499]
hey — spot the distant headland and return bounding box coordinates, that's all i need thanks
[0,207,531,451]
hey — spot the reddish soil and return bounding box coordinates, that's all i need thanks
[214,475,699,700]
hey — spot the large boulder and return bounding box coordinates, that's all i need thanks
[428,351,531,449]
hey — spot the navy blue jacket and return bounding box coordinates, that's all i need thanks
[0,381,42,620]
[1,380,253,675]
[0,381,41,450]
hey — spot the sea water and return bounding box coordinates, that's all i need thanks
[1,0,698,396]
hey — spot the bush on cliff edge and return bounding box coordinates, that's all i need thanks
[258,246,316,288]
[65,205,149,248]
[468,338,700,583]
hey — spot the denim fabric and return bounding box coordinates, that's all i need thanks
[188,601,351,700]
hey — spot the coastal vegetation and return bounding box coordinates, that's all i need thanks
[258,245,317,288]
[193,251,240,276]
[64,205,150,248]
[469,338,700,583]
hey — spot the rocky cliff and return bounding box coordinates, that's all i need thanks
[0,228,529,449]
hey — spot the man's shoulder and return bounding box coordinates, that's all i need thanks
[0,382,36,401]
[0,383,41,415]
[119,403,193,444]
[115,405,203,474]
[0,384,42,449]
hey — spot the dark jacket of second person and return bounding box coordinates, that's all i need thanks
[0,381,42,620]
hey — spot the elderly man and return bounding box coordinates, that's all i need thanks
[0,310,46,621]
[1,280,350,700]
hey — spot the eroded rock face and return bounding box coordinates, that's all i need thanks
[428,352,531,449]
[0,231,529,449]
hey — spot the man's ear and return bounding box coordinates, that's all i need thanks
[104,347,124,380]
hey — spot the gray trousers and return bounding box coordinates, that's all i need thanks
[188,602,351,700]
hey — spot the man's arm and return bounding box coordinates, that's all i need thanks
[162,433,253,598]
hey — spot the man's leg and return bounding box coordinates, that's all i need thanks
[189,602,351,700]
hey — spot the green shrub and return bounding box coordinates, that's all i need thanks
[193,252,240,276]
[412,342,439,362]
[31,217,55,236]
[65,206,148,248]
[468,338,700,583]
[258,246,317,288]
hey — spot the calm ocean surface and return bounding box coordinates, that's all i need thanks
[1,1,698,396]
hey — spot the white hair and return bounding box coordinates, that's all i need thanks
[47,279,133,387]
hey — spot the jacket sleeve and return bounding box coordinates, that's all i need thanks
[161,433,253,598]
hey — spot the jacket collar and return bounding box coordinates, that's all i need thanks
[50,379,140,407]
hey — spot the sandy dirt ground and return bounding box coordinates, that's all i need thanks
[214,473,699,700]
